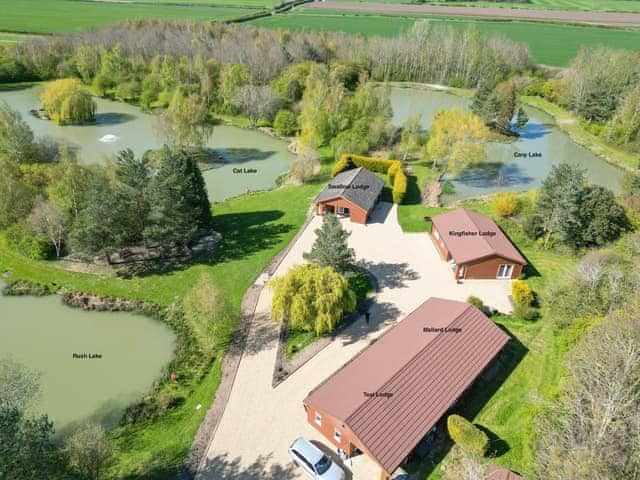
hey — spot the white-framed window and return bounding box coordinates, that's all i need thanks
[434,229,440,239]
[315,412,322,426]
[334,428,342,443]
[458,265,465,278]
[497,264,514,279]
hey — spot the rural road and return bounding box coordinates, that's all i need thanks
[302,1,640,27]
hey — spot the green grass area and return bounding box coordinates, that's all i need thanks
[252,9,640,66]
[133,0,277,6]
[522,95,639,171]
[0,32,38,45]
[0,0,256,34]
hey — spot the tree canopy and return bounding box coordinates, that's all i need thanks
[427,108,489,173]
[41,78,96,125]
[303,213,355,273]
[271,263,356,335]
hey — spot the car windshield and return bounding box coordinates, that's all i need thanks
[315,455,332,475]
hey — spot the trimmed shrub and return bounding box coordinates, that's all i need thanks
[333,153,407,204]
[512,280,534,307]
[392,168,407,204]
[447,414,489,457]
[466,296,485,311]
[491,192,519,218]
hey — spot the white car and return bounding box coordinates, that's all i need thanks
[288,437,346,480]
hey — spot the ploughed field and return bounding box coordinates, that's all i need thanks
[330,0,640,12]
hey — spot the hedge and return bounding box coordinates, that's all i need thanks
[447,414,489,457]
[332,153,407,204]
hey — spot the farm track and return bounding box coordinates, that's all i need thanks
[302,1,640,26]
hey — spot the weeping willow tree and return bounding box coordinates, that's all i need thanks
[270,263,356,335]
[41,78,96,125]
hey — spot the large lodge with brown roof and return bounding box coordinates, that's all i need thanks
[430,209,527,280]
[303,297,510,480]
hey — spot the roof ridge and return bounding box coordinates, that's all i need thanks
[464,209,498,256]
[345,303,475,425]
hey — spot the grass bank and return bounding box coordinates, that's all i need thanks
[522,95,638,172]
[251,8,640,66]
[0,172,328,477]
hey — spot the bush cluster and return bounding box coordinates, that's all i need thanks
[512,279,538,320]
[332,153,407,204]
[447,414,489,456]
[466,295,485,312]
[491,192,520,218]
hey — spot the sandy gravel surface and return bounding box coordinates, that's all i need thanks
[303,1,640,26]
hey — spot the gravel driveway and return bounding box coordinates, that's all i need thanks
[196,203,512,480]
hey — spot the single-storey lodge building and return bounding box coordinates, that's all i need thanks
[314,167,385,224]
[303,297,510,480]
[430,209,527,280]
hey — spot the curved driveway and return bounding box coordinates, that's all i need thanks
[196,203,512,480]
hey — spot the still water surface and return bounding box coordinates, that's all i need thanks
[390,87,625,204]
[0,281,176,433]
[0,86,296,202]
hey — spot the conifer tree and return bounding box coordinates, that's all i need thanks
[303,213,354,273]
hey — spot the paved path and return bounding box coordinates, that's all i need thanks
[303,1,640,26]
[196,203,512,480]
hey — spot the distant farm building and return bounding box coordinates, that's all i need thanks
[314,167,384,224]
[430,209,526,280]
[303,297,510,480]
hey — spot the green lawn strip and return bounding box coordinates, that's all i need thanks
[0,0,255,34]
[126,0,277,7]
[522,95,638,172]
[109,357,223,479]
[252,9,640,66]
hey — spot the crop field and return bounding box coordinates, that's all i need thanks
[0,0,257,34]
[252,9,640,65]
[331,0,640,12]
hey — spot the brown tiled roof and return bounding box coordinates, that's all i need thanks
[304,298,510,474]
[431,209,526,265]
[488,465,524,480]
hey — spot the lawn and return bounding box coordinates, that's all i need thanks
[0,0,257,34]
[0,174,328,478]
[251,9,640,66]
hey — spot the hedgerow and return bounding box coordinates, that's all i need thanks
[332,153,407,204]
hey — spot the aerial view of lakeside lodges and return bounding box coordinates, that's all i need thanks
[299,160,529,479]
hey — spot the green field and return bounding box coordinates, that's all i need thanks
[0,0,257,34]
[252,9,640,65]
[332,0,640,12]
